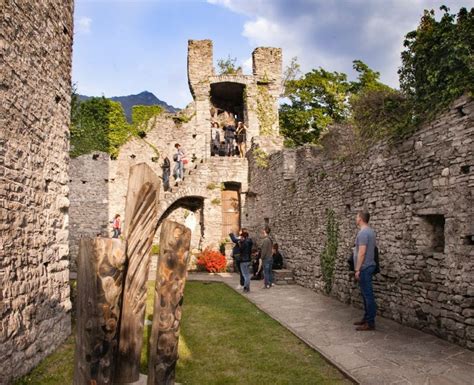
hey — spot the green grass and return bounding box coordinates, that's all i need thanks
[174,282,350,385]
[14,333,75,385]
[15,282,351,385]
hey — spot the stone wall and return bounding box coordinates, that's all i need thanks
[247,96,474,349]
[0,1,74,383]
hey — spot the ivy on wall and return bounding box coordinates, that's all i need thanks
[131,105,163,136]
[70,96,163,158]
[320,208,339,294]
[252,147,269,168]
[256,85,276,136]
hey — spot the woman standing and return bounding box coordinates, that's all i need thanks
[236,121,247,158]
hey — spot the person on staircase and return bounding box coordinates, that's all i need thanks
[161,155,171,191]
[224,120,236,157]
[211,122,220,156]
[236,121,247,158]
[173,143,185,184]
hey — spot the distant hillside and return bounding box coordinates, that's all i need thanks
[78,91,179,121]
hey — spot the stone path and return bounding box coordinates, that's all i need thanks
[188,272,474,385]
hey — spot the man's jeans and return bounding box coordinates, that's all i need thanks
[235,259,244,286]
[173,161,183,180]
[359,265,377,326]
[240,261,251,289]
[225,138,234,156]
[263,259,273,286]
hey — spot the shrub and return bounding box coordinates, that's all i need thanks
[352,88,414,141]
[197,247,227,273]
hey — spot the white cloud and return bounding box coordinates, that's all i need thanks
[76,17,92,34]
[209,0,470,88]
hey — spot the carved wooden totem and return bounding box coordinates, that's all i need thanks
[148,220,191,385]
[115,163,160,383]
[74,238,126,385]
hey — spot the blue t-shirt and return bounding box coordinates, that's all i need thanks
[354,226,376,270]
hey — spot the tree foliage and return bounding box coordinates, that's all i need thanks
[280,6,473,147]
[217,55,242,75]
[279,68,351,147]
[282,56,301,96]
[353,6,473,142]
[399,6,474,119]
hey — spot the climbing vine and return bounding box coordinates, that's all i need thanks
[252,147,269,169]
[70,96,163,158]
[320,208,339,294]
[131,105,163,136]
[256,85,276,136]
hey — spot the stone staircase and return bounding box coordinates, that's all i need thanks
[273,269,296,285]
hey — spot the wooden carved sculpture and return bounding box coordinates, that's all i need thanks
[115,163,160,383]
[73,238,126,385]
[75,163,195,384]
[148,220,191,385]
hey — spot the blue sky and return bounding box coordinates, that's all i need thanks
[73,0,471,108]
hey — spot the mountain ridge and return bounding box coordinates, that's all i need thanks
[78,91,179,121]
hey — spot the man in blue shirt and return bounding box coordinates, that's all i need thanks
[353,210,377,330]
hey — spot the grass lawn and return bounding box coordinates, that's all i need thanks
[15,281,351,385]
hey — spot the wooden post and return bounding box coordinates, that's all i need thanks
[115,163,160,383]
[147,220,191,385]
[74,238,126,385]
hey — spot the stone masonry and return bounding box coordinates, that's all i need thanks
[68,40,282,270]
[246,96,474,349]
[0,1,74,383]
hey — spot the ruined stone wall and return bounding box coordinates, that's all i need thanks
[68,153,110,271]
[247,96,474,349]
[69,113,249,270]
[0,1,74,383]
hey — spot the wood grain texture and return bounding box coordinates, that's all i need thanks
[115,163,161,383]
[147,220,191,385]
[74,238,126,385]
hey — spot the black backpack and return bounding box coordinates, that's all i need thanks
[347,246,380,275]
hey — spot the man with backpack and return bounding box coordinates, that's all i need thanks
[353,210,377,331]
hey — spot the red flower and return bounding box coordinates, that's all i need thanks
[197,247,227,273]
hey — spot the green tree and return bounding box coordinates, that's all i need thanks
[282,56,301,96]
[350,60,391,94]
[217,55,242,75]
[279,68,350,146]
[70,96,111,157]
[399,6,474,119]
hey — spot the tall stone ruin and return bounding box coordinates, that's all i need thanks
[68,39,283,269]
[0,1,74,383]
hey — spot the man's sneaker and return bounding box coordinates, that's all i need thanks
[175,178,181,183]
[243,287,250,293]
[236,284,243,290]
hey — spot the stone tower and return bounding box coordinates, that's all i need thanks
[0,1,74,383]
[187,39,282,158]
